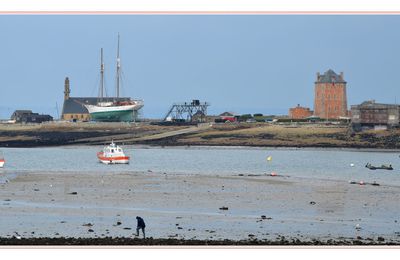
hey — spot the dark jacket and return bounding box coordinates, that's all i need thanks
[137,217,146,228]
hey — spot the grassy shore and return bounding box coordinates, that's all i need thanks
[1,122,400,149]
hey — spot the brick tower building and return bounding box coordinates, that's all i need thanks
[314,69,348,119]
[289,104,312,119]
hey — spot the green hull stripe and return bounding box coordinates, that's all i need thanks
[90,110,133,122]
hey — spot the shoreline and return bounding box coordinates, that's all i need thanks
[0,236,397,246]
[1,122,400,149]
[2,143,400,153]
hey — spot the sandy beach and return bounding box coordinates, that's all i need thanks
[1,169,400,245]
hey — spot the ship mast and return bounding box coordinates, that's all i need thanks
[116,33,121,98]
[100,48,105,99]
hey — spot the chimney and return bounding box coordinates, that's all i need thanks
[316,72,320,81]
[340,72,344,80]
[64,77,70,100]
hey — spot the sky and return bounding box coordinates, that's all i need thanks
[1,15,400,119]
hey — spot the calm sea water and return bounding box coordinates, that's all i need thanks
[1,145,400,185]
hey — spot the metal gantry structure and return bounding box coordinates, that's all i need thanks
[163,100,210,122]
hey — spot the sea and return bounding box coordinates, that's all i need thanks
[1,145,400,185]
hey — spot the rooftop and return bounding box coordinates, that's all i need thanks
[316,69,346,84]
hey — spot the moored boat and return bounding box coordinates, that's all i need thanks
[0,151,4,168]
[365,163,393,170]
[97,141,130,164]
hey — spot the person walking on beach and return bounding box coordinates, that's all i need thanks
[135,216,146,238]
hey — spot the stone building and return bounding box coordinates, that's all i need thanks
[351,100,400,130]
[314,69,348,119]
[11,110,53,123]
[289,104,313,119]
[61,77,130,121]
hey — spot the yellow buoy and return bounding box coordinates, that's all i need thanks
[267,156,272,161]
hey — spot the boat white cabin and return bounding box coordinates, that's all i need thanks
[97,141,129,164]
[0,153,4,168]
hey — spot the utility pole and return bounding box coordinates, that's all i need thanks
[100,48,105,99]
[55,102,59,120]
[115,33,121,98]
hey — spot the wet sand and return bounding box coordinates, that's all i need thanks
[0,170,400,245]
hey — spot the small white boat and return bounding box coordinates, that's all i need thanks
[97,141,129,164]
[0,152,4,168]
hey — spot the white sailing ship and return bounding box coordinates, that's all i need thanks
[84,34,144,122]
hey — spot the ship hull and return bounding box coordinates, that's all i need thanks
[90,110,134,122]
[85,102,143,122]
[97,152,129,164]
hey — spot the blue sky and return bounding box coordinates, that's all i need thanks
[1,15,400,119]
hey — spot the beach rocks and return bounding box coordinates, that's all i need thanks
[68,192,78,195]
[309,201,316,205]
[0,236,396,245]
[349,180,380,186]
[219,206,229,210]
